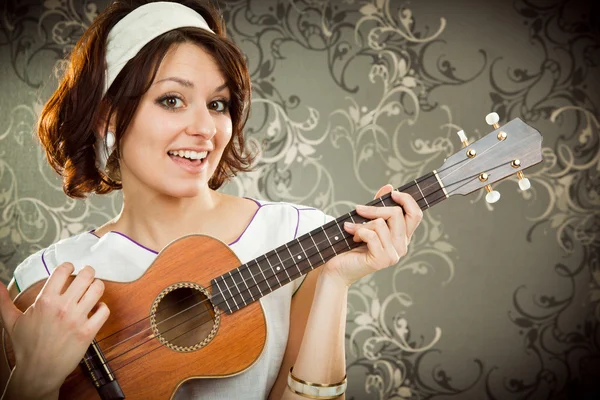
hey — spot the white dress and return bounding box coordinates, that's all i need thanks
[13,200,332,399]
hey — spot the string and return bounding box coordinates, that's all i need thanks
[94,153,465,351]
[83,149,536,371]
[87,152,522,366]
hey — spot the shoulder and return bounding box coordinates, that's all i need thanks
[250,198,334,238]
[13,232,97,293]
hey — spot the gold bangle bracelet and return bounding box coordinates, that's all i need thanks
[287,367,347,399]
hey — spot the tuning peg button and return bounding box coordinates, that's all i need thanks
[485,112,500,129]
[485,184,500,203]
[517,171,530,191]
[518,178,531,191]
[457,130,469,147]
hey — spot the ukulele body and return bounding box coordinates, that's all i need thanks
[2,235,267,399]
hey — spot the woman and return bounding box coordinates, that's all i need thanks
[0,1,422,399]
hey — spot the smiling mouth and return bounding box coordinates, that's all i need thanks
[167,150,208,161]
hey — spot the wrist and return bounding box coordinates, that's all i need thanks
[318,267,351,290]
[5,365,60,400]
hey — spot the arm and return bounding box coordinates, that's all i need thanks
[269,268,347,400]
[0,280,58,400]
[270,187,423,399]
[0,264,110,400]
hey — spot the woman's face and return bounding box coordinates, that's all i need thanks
[118,42,233,198]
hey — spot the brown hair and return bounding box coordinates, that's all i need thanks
[38,0,254,198]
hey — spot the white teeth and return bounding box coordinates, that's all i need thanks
[168,150,208,160]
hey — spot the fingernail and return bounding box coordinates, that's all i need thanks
[356,204,366,210]
[344,221,354,228]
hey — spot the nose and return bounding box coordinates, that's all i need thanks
[186,104,217,139]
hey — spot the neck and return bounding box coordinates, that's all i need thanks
[211,170,448,315]
[105,185,222,252]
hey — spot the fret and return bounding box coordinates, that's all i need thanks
[245,262,265,298]
[259,255,280,289]
[286,240,314,278]
[415,172,445,208]
[221,275,241,311]
[298,233,327,270]
[228,270,247,307]
[320,226,338,256]
[312,226,337,261]
[253,258,273,291]
[284,243,303,275]
[307,232,326,264]
[273,249,292,282]
[382,195,396,207]
[347,211,370,225]
[235,266,255,303]
[322,223,349,254]
[238,264,259,301]
[296,238,314,270]
[332,219,351,250]
[212,170,449,315]
[414,179,429,209]
[264,251,282,287]
[213,278,232,313]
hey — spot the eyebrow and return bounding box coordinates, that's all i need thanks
[154,77,229,93]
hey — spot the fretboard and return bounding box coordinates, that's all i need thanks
[210,171,446,314]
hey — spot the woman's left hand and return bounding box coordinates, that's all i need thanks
[321,184,423,287]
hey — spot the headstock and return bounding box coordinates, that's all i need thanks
[437,113,543,203]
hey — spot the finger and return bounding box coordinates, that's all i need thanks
[85,302,110,336]
[0,283,21,333]
[370,218,402,263]
[355,203,410,253]
[77,279,105,316]
[374,184,394,199]
[40,262,75,296]
[352,226,388,269]
[391,191,423,239]
[355,203,399,221]
[386,205,408,252]
[345,220,395,256]
[64,266,96,303]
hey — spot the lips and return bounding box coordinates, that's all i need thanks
[168,151,210,173]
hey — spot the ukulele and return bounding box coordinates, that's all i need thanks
[2,113,543,399]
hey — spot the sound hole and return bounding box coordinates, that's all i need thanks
[152,285,219,352]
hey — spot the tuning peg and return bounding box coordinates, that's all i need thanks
[485,184,501,203]
[457,129,469,147]
[517,171,531,191]
[485,112,500,129]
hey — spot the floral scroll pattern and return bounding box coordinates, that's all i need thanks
[0,0,598,398]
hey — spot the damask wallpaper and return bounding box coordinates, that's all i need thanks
[0,0,598,399]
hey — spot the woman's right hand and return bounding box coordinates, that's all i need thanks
[0,263,110,399]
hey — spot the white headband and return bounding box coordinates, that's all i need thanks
[97,2,214,170]
[103,1,214,96]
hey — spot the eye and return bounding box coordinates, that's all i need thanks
[209,100,229,113]
[158,95,184,110]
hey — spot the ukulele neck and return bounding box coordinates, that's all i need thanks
[210,171,446,314]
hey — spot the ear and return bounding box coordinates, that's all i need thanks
[95,101,116,138]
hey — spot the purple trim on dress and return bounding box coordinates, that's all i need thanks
[111,231,159,254]
[88,231,158,254]
[87,198,263,251]
[293,206,301,239]
[41,250,51,276]
[228,199,263,246]
[243,197,262,208]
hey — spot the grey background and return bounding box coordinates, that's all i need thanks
[1,0,599,398]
